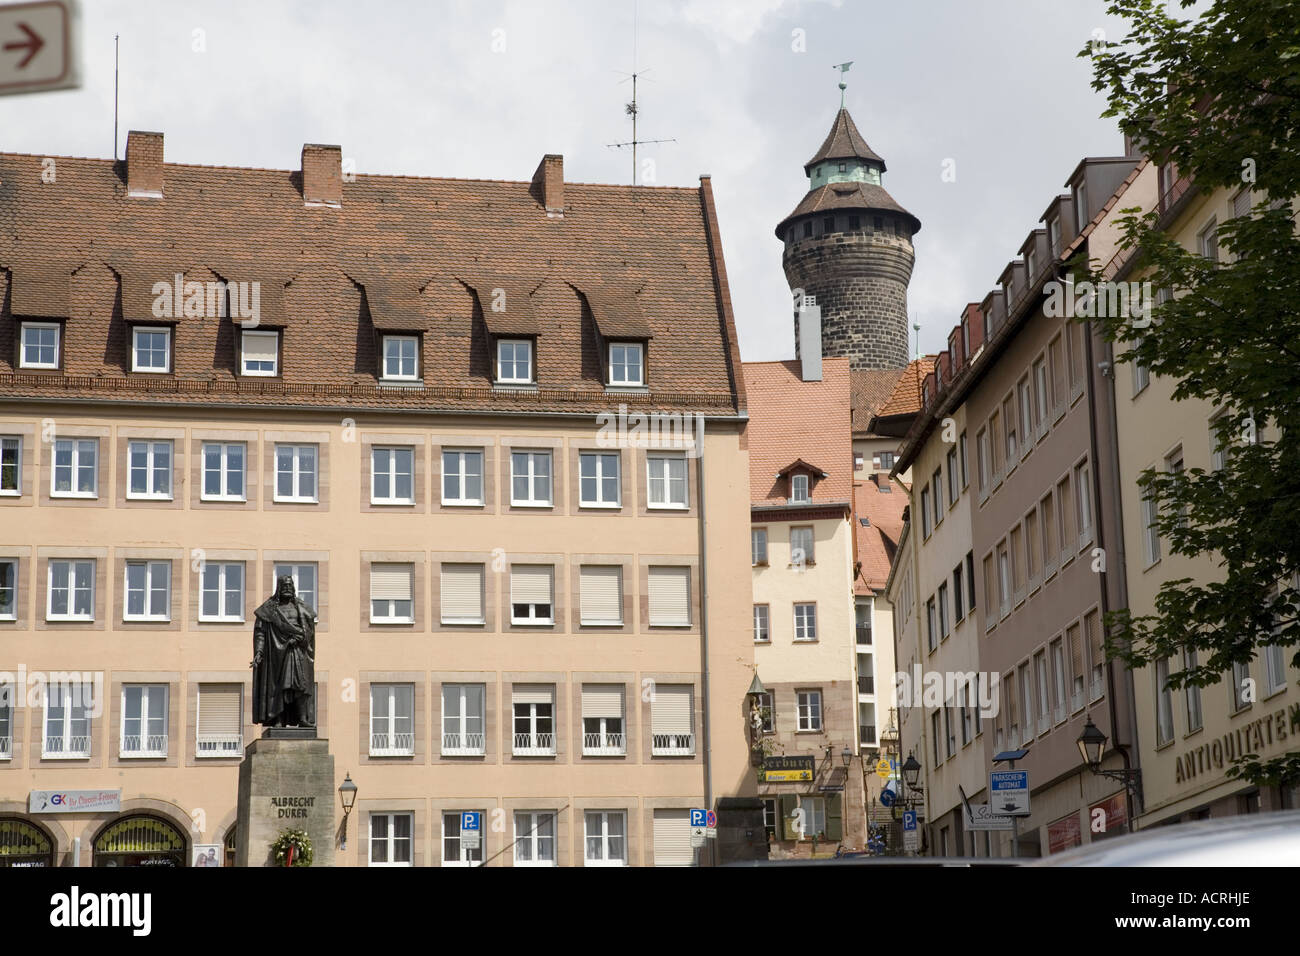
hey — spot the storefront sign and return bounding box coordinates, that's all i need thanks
[29,789,121,814]
[1047,812,1082,854]
[269,796,317,819]
[1173,703,1299,785]
[762,755,815,782]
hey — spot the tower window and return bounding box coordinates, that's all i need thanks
[849,215,860,230]
[822,216,834,233]
[803,221,813,238]
[838,162,847,173]
[894,221,902,237]
[873,216,883,230]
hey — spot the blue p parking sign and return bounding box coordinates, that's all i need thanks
[902,810,917,831]
[462,812,481,831]
[690,809,708,827]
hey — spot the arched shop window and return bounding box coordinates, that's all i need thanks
[93,815,187,867]
[0,818,55,868]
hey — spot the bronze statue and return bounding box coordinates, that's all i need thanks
[251,575,317,730]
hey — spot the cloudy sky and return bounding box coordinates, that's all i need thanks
[3,0,1131,360]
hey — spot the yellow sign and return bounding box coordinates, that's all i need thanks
[875,758,894,780]
[764,769,813,782]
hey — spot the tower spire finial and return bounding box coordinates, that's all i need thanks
[833,61,853,108]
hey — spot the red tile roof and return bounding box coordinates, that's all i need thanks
[853,474,908,594]
[851,367,906,435]
[874,356,937,420]
[0,146,745,416]
[742,358,852,506]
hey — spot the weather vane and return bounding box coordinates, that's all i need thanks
[834,61,854,107]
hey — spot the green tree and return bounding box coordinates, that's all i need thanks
[1085,0,1300,787]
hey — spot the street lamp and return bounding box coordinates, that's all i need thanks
[841,746,853,767]
[1075,716,1143,828]
[338,773,358,851]
[1076,716,1108,770]
[901,752,921,790]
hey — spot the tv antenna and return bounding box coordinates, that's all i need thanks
[606,1,675,184]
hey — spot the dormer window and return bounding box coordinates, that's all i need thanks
[240,329,279,377]
[19,322,60,369]
[1047,218,1060,257]
[131,326,172,373]
[1073,179,1088,225]
[608,342,644,387]
[1025,247,1036,281]
[791,473,810,504]
[382,334,419,381]
[496,338,533,385]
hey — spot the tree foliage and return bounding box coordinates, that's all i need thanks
[1085,0,1300,787]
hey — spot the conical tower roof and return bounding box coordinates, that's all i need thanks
[804,108,885,174]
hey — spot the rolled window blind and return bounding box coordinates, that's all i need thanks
[580,566,622,624]
[651,685,692,734]
[1068,624,1084,680]
[371,564,412,601]
[242,331,277,362]
[510,565,552,605]
[582,684,623,719]
[512,684,552,706]
[652,809,692,866]
[648,566,690,626]
[441,564,484,622]
[197,684,241,737]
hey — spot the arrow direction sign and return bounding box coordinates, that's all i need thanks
[0,1,80,96]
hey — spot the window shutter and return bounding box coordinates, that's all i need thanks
[1086,612,1103,670]
[1068,624,1084,681]
[651,685,692,735]
[579,566,622,624]
[371,564,412,601]
[826,794,843,841]
[512,684,552,706]
[652,809,693,866]
[510,565,552,605]
[648,566,690,626]
[441,564,484,622]
[242,331,277,362]
[197,684,241,737]
[581,684,623,719]
[1006,673,1017,727]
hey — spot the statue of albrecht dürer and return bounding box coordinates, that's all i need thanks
[251,575,318,729]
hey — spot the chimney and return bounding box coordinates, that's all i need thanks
[301,144,343,206]
[797,294,822,382]
[530,154,564,217]
[126,131,164,198]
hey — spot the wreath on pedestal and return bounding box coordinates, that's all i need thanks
[271,828,313,867]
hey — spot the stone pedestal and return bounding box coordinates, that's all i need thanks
[235,737,335,867]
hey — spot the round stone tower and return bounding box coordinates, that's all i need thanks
[777,106,920,370]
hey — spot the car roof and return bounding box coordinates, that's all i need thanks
[1033,809,1300,866]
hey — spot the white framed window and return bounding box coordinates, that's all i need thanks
[201,442,245,501]
[131,326,171,373]
[1231,660,1251,712]
[510,564,554,625]
[441,811,485,867]
[273,562,318,613]
[579,451,620,507]
[513,811,556,866]
[581,684,625,756]
[1264,642,1287,696]
[579,565,622,626]
[496,338,533,384]
[510,450,552,506]
[1142,492,1161,566]
[790,473,810,504]
[793,602,817,641]
[0,558,16,620]
[1184,648,1203,733]
[440,563,485,625]
[441,449,483,505]
[921,487,932,537]
[790,526,814,565]
[1075,462,1093,541]
[196,683,243,757]
[43,682,92,758]
[0,435,19,494]
[1155,657,1174,746]
[798,796,828,841]
[382,334,418,380]
[51,438,97,497]
[200,561,244,622]
[370,446,414,505]
[369,683,415,756]
[124,560,170,621]
[647,566,690,627]
[977,429,990,491]
[1209,411,1231,472]
[997,545,1010,614]
[585,810,627,866]
[369,812,413,866]
[240,329,278,376]
[512,687,555,755]
[127,439,172,499]
[370,563,414,623]
[796,690,823,732]
[647,453,688,508]
[47,558,94,620]
[753,604,770,643]
[1198,217,1219,262]
[650,685,694,755]
[1048,217,1061,257]
[947,448,959,504]
[120,684,168,757]
[441,683,485,755]
[608,342,644,386]
[751,528,768,565]
[19,321,59,369]
[274,443,317,502]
